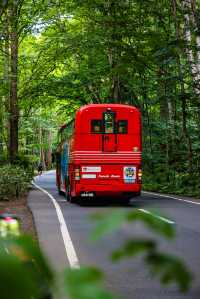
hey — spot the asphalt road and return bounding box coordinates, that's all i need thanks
[34,171,200,299]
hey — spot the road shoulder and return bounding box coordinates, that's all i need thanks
[27,185,69,271]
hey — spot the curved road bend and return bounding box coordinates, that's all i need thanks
[34,170,200,299]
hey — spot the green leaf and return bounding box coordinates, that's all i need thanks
[112,239,156,261]
[0,236,54,299]
[64,267,120,299]
[92,209,174,241]
[146,252,192,292]
[127,210,175,239]
[91,210,127,241]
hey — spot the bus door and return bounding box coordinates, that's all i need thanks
[102,111,117,152]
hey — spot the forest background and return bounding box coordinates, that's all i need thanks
[1,0,200,197]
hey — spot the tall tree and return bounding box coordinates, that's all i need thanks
[8,0,19,162]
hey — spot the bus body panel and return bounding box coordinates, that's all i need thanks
[56,104,142,199]
[74,105,141,153]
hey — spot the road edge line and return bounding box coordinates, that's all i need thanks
[142,191,200,205]
[32,182,80,269]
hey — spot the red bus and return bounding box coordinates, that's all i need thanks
[56,104,142,204]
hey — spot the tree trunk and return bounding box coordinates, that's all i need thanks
[112,75,120,101]
[190,0,200,76]
[47,130,52,168]
[9,2,19,163]
[0,12,10,156]
[182,0,200,94]
[4,14,10,155]
[39,127,46,170]
[106,2,122,102]
[0,101,3,154]
[173,0,194,173]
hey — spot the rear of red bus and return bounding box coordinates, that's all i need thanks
[68,104,142,202]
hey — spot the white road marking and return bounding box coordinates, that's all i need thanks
[143,191,200,206]
[138,208,175,224]
[32,182,80,269]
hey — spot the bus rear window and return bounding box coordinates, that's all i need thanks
[91,120,103,133]
[117,120,128,134]
[103,112,115,134]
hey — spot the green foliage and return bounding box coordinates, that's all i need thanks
[143,168,200,198]
[92,209,192,292]
[111,240,192,292]
[0,153,8,165]
[0,231,192,299]
[91,209,174,240]
[64,267,118,299]
[0,235,54,299]
[0,210,192,299]
[14,154,36,171]
[146,252,192,293]
[91,210,128,241]
[0,1,197,297]
[111,239,155,261]
[0,164,33,200]
[0,234,118,299]
[1,0,200,195]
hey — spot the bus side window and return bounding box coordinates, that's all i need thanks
[118,120,128,134]
[91,120,103,133]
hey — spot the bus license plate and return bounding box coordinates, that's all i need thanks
[81,192,94,197]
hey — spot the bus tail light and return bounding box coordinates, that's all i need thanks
[75,167,80,181]
[133,147,139,152]
[138,169,142,182]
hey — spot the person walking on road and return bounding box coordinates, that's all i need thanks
[37,161,43,175]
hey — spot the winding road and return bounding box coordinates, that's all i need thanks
[33,170,200,299]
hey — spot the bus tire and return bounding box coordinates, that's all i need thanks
[70,196,76,203]
[123,197,131,206]
[66,184,76,203]
[65,177,70,201]
[66,186,71,202]
[58,185,63,196]
[59,189,63,196]
[134,191,141,197]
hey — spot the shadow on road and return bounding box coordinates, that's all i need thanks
[72,196,140,208]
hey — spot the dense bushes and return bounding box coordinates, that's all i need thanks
[143,167,200,197]
[0,164,33,200]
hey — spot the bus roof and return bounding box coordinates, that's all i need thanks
[59,104,140,131]
[78,103,139,113]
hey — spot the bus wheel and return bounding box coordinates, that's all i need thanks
[66,185,76,203]
[122,197,130,206]
[59,189,63,196]
[70,196,77,203]
[57,179,63,195]
[65,177,70,201]
[58,185,63,196]
[66,186,71,202]
[132,192,141,197]
[66,190,70,201]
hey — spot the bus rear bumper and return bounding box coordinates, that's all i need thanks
[75,183,141,197]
